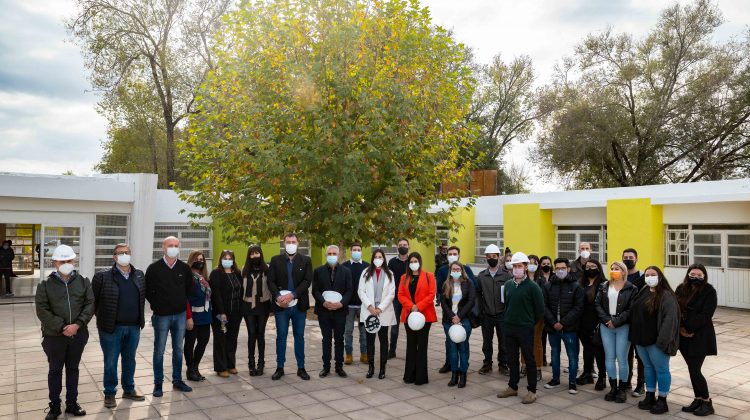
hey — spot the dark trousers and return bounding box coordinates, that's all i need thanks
[404,323,431,385]
[390,300,402,353]
[211,311,242,372]
[42,331,89,404]
[244,313,269,365]
[319,312,347,369]
[542,329,548,363]
[505,324,537,392]
[580,330,605,376]
[627,342,645,386]
[184,324,210,370]
[0,268,12,294]
[683,353,710,399]
[367,326,390,368]
[481,312,507,366]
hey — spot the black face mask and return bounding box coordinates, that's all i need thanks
[191,261,205,270]
[584,268,599,278]
[487,258,499,268]
[398,247,408,255]
[688,276,704,285]
[541,265,551,273]
[249,257,262,266]
[623,260,636,270]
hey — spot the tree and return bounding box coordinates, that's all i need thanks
[538,0,750,188]
[180,0,477,246]
[68,0,231,185]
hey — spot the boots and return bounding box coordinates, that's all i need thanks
[256,360,265,376]
[45,402,62,420]
[638,392,656,410]
[457,372,467,388]
[650,396,669,415]
[595,374,607,391]
[615,381,628,403]
[186,367,201,382]
[682,399,703,413]
[378,363,386,380]
[366,362,375,379]
[448,371,458,387]
[248,360,257,376]
[693,399,714,417]
[576,372,594,385]
[605,379,618,401]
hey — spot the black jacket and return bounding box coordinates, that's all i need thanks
[629,287,681,356]
[476,268,512,316]
[267,253,313,311]
[440,280,476,324]
[543,275,585,333]
[312,264,353,316]
[35,272,95,337]
[145,258,193,316]
[341,260,368,307]
[594,280,637,327]
[0,246,14,268]
[92,265,146,333]
[210,268,244,315]
[677,283,717,357]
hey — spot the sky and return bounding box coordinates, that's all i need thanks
[0,0,748,189]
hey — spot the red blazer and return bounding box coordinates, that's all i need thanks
[397,270,438,323]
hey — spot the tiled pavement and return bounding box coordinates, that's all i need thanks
[1,304,749,420]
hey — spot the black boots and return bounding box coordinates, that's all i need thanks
[439,362,451,374]
[45,402,62,420]
[458,372,467,388]
[576,372,594,385]
[378,364,386,380]
[638,392,656,410]
[256,360,265,376]
[448,372,458,387]
[248,361,257,376]
[595,374,607,391]
[650,396,669,415]
[65,402,86,417]
[366,362,375,379]
[682,399,703,413]
[186,367,203,382]
[605,379,618,401]
[693,399,714,416]
[615,380,628,403]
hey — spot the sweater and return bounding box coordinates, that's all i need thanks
[145,258,193,316]
[341,260,368,307]
[503,277,544,328]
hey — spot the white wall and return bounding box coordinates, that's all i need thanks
[552,207,607,226]
[663,202,750,225]
[154,190,211,224]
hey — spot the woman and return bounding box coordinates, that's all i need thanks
[595,261,637,403]
[630,266,680,414]
[676,264,717,417]
[185,251,212,382]
[241,245,272,376]
[536,256,553,366]
[209,250,243,377]
[577,259,607,391]
[358,249,396,379]
[397,252,437,385]
[440,261,476,388]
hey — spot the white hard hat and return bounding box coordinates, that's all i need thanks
[484,244,501,255]
[510,251,529,264]
[407,311,426,331]
[365,315,381,334]
[51,245,76,261]
[448,324,467,343]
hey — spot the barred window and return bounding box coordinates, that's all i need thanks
[153,223,213,266]
[665,225,689,267]
[95,215,129,272]
[279,239,310,256]
[475,226,503,264]
[556,226,607,263]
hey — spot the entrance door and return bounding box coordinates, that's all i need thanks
[41,225,82,281]
[691,230,750,309]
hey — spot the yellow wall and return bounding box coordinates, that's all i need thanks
[606,198,664,270]
[503,203,555,258]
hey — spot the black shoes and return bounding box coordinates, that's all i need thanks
[122,391,145,401]
[448,372,458,387]
[104,395,116,408]
[335,367,347,378]
[650,396,669,415]
[499,365,510,376]
[65,402,86,417]
[366,363,375,378]
[297,368,310,380]
[272,368,284,380]
[693,399,714,416]
[544,379,560,389]
[605,379,618,401]
[638,392,656,410]
[457,372,467,388]
[576,372,594,385]
[388,350,396,359]
[595,375,607,391]
[378,366,386,380]
[439,362,451,374]
[682,399,703,413]
[249,360,265,376]
[478,363,492,375]
[187,367,203,382]
[319,367,330,377]
[45,402,62,420]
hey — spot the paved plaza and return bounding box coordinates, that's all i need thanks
[1,303,749,420]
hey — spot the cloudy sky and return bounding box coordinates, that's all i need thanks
[0,0,748,189]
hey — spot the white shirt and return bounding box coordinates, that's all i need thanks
[608,286,619,316]
[451,282,462,314]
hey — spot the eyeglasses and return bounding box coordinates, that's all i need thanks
[115,251,131,256]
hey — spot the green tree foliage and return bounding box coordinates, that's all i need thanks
[538,0,750,188]
[180,0,477,246]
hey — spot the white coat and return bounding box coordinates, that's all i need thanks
[358,267,397,326]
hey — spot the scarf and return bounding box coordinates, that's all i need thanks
[244,267,271,309]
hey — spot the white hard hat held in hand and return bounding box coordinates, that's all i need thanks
[407,311,426,330]
[449,324,467,343]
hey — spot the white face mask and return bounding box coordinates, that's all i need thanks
[447,255,459,264]
[285,243,298,255]
[116,254,131,267]
[166,247,180,258]
[450,271,462,280]
[58,263,75,276]
[221,259,234,269]
[505,262,513,270]
[527,264,538,273]
[645,275,659,288]
[580,250,591,259]
[373,258,384,268]
[409,262,420,272]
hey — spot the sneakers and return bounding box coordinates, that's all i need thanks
[172,381,193,392]
[45,402,61,420]
[478,363,492,375]
[497,387,518,398]
[64,402,86,417]
[568,384,578,394]
[632,383,645,397]
[344,354,353,365]
[104,395,116,408]
[522,392,537,404]
[544,379,560,389]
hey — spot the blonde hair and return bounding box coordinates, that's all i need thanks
[609,261,628,281]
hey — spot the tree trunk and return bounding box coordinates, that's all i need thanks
[165,123,176,186]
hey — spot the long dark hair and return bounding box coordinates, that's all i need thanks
[407,252,423,283]
[676,263,708,314]
[643,266,676,314]
[580,259,605,303]
[241,244,268,278]
[217,249,241,275]
[363,249,393,282]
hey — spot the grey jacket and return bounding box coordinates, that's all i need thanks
[476,268,512,316]
[35,271,95,337]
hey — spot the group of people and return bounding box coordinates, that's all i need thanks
[33,234,718,419]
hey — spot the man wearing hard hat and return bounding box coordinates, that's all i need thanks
[476,244,512,376]
[35,244,95,420]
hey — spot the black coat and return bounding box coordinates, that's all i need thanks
[92,265,146,333]
[0,246,14,268]
[440,280,476,324]
[341,260,368,306]
[209,268,243,315]
[267,253,313,311]
[677,283,718,357]
[543,275,585,333]
[594,280,637,327]
[311,264,353,317]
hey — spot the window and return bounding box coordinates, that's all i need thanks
[435,226,450,251]
[475,226,503,264]
[665,225,689,267]
[728,234,750,269]
[153,223,213,266]
[95,215,129,272]
[371,243,398,261]
[556,226,607,262]
[278,239,310,256]
[664,225,750,270]
[692,233,722,268]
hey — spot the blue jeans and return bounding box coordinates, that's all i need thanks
[275,307,306,369]
[637,344,671,397]
[99,325,141,396]
[443,319,472,373]
[152,313,186,384]
[600,323,630,382]
[549,331,579,384]
[345,307,367,355]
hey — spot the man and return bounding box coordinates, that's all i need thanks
[267,233,313,380]
[35,244,94,419]
[435,241,449,271]
[436,245,476,373]
[623,248,646,397]
[569,242,592,280]
[341,242,369,365]
[92,243,146,408]
[542,258,584,395]
[387,237,410,359]
[476,244,512,376]
[145,236,194,397]
[0,239,14,297]
[312,245,353,377]
[497,252,544,405]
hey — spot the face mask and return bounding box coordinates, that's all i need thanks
[221,259,234,269]
[326,255,338,266]
[555,269,568,279]
[192,261,205,270]
[116,254,131,267]
[58,263,75,276]
[373,258,384,268]
[505,262,513,270]
[645,275,659,287]
[398,247,408,255]
[512,267,526,279]
[351,251,362,261]
[447,255,459,264]
[487,258,499,268]
[541,265,551,273]
[623,259,636,270]
[610,270,622,281]
[166,247,180,258]
[584,268,599,278]
[688,276,704,285]
[409,262,420,272]
[249,257,261,266]
[450,271,462,280]
[527,264,538,273]
[285,243,298,255]
[2,244,8,249]
[580,250,591,260]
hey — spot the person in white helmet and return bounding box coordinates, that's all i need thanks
[476,244,512,376]
[35,244,95,420]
